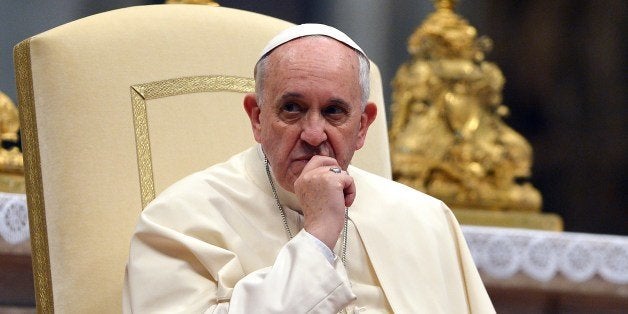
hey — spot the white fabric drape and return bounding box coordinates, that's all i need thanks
[463,225,628,284]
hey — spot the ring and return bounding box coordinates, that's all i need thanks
[329,167,342,174]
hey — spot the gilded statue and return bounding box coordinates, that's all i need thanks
[0,92,23,174]
[390,0,542,212]
[0,91,24,194]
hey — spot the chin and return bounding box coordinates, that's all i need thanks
[278,176,298,193]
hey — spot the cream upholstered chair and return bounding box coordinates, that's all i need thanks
[14,4,390,313]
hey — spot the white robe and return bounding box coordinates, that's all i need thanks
[124,146,495,313]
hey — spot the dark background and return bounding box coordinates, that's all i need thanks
[0,0,625,235]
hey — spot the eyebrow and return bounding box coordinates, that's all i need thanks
[328,98,350,109]
[280,93,351,108]
[280,92,304,101]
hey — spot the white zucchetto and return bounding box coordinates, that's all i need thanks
[258,23,367,61]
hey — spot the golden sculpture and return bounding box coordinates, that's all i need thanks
[0,91,25,193]
[390,0,561,229]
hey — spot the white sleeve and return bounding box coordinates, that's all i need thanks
[303,229,336,264]
[124,215,355,314]
[223,230,355,313]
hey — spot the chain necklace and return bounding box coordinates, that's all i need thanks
[264,155,349,267]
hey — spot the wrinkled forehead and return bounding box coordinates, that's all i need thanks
[261,37,363,104]
[270,36,360,65]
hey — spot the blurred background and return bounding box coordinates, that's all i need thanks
[0,0,625,237]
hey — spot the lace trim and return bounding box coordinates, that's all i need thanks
[463,225,628,284]
[0,192,29,244]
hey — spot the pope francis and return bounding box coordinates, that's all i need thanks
[123,23,495,313]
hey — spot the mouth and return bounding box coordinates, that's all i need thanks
[290,144,335,167]
[291,156,314,170]
[294,154,315,162]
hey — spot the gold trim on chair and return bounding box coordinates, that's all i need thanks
[130,75,255,208]
[14,38,55,314]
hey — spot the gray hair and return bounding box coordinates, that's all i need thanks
[254,40,370,110]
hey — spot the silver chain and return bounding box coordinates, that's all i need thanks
[263,155,348,267]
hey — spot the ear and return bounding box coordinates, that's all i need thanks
[243,93,262,143]
[355,102,378,150]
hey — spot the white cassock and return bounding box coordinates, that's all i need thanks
[123,145,495,313]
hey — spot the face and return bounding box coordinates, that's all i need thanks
[244,36,377,192]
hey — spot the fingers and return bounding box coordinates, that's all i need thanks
[300,155,342,173]
[294,156,356,249]
[343,178,356,207]
[300,156,355,200]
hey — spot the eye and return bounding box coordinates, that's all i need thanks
[323,105,345,115]
[322,104,350,123]
[281,102,302,113]
[277,102,304,123]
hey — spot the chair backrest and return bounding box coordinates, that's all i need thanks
[14,4,390,313]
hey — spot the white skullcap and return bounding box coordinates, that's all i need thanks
[258,23,367,60]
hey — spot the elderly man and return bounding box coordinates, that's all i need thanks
[124,24,495,313]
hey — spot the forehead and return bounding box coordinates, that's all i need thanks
[268,36,359,74]
[263,37,361,97]
[271,35,357,55]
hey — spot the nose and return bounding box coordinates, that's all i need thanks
[300,112,327,147]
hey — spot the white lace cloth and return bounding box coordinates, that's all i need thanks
[463,225,628,285]
[1,194,626,285]
[0,191,29,245]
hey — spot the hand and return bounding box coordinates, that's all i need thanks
[293,156,355,249]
